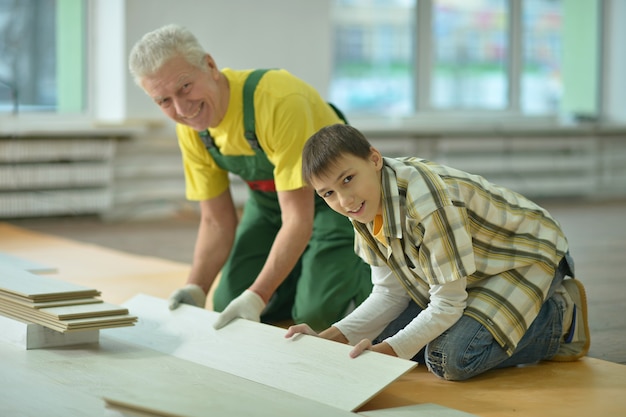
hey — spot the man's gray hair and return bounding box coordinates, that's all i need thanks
[128,24,207,86]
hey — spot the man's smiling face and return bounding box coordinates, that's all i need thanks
[141,54,226,131]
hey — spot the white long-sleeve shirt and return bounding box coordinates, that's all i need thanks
[334,265,467,360]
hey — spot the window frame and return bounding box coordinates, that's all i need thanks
[417,0,524,113]
[341,0,601,129]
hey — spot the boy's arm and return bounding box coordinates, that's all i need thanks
[333,265,411,344]
[319,326,350,343]
[284,265,408,344]
[384,277,467,360]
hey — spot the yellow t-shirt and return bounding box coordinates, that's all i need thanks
[176,68,344,201]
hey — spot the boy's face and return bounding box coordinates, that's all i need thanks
[310,148,383,224]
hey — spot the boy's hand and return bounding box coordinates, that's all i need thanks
[284,323,318,339]
[349,339,373,358]
[350,340,398,358]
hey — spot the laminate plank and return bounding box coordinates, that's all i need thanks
[0,290,103,308]
[107,294,417,412]
[0,264,100,301]
[0,294,102,309]
[0,336,356,417]
[103,388,352,417]
[40,302,128,320]
[359,404,479,417]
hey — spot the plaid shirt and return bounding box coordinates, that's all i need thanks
[353,157,569,355]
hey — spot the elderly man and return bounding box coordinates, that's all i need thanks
[128,24,371,330]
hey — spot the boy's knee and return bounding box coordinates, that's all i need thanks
[425,345,475,381]
[426,351,470,381]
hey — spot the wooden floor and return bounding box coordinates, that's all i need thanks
[7,197,626,365]
[1,197,626,416]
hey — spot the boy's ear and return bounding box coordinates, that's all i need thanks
[369,147,383,169]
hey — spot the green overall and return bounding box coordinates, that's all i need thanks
[198,69,371,330]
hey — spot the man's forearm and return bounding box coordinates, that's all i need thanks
[248,187,314,303]
[248,217,311,303]
[187,218,234,293]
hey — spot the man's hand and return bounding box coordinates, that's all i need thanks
[168,284,206,310]
[213,290,266,330]
[284,323,319,339]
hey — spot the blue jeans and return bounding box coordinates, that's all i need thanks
[373,253,575,381]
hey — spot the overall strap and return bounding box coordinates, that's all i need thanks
[198,68,273,151]
[198,129,214,149]
[328,102,349,124]
[242,69,272,149]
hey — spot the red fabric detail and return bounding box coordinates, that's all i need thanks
[246,179,276,192]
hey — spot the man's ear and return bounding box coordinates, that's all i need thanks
[205,54,219,75]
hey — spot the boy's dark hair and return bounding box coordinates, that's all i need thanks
[302,123,373,185]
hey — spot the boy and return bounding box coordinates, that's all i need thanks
[285,123,590,381]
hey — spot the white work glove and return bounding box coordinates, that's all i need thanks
[213,290,266,330]
[168,284,207,310]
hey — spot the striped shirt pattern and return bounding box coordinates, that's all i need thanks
[353,157,569,355]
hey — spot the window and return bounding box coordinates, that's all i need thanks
[331,0,416,115]
[430,0,509,110]
[330,0,598,119]
[521,0,564,114]
[0,0,85,114]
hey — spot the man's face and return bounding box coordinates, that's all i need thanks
[141,54,226,131]
[309,149,383,224]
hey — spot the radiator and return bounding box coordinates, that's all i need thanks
[0,137,115,218]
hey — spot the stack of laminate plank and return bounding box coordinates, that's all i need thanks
[0,264,136,332]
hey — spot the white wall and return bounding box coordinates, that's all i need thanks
[92,0,127,123]
[120,0,333,122]
[604,0,626,124]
